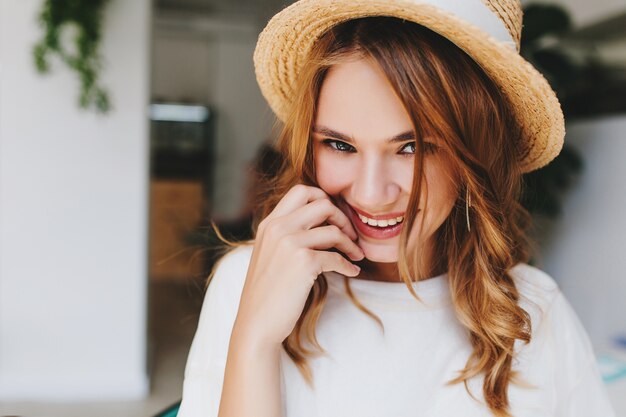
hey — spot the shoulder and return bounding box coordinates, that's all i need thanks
[195,243,255,324]
[185,243,255,370]
[180,243,255,403]
[506,263,564,343]
[508,262,561,315]
[508,263,596,364]
[511,264,601,394]
[212,242,254,274]
[207,243,254,294]
[507,265,614,413]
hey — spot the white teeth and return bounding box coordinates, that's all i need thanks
[357,213,404,228]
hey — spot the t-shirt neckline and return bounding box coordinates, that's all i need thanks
[323,269,451,311]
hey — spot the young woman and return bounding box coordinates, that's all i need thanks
[178,2,616,417]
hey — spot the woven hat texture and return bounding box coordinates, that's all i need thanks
[253,0,565,173]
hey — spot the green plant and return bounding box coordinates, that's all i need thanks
[33,0,111,113]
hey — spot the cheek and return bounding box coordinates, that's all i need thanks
[396,162,414,192]
[430,171,457,205]
[412,160,458,236]
[424,162,459,217]
[314,150,355,194]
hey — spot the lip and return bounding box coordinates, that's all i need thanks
[345,203,405,240]
[348,204,405,221]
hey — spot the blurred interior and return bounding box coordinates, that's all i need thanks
[0,0,625,416]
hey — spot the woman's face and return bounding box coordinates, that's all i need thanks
[312,57,459,264]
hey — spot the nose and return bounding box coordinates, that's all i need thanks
[351,154,401,211]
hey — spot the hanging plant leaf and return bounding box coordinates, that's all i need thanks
[33,0,111,113]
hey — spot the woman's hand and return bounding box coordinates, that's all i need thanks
[232,184,364,349]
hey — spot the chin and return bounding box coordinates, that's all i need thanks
[359,240,399,263]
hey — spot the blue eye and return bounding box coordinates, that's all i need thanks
[322,139,356,153]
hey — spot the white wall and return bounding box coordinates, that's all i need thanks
[538,114,626,349]
[0,0,151,400]
[152,33,217,104]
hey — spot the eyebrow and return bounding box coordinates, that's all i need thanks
[312,125,415,144]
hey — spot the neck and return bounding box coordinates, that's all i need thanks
[359,259,402,282]
[354,237,446,283]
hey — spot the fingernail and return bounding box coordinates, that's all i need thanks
[352,251,362,261]
[353,264,361,273]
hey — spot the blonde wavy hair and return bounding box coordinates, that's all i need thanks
[209,16,536,417]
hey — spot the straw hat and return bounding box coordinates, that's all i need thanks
[253,0,565,173]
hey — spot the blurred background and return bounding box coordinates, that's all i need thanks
[0,0,625,416]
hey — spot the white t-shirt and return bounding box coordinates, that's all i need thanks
[178,244,616,417]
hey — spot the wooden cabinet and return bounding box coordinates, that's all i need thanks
[149,179,206,281]
[148,103,214,281]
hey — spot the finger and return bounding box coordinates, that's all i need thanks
[292,225,364,261]
[267,184,329,220]
[315,250,361,277]
[284,198,358,241]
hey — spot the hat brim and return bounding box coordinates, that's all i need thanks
[253,0,565,173]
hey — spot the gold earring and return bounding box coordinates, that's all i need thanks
[465,186,472,232]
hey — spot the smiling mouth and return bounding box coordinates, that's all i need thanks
[355,212,404,228]
[342,202,408,239]
[345,203,405,223]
